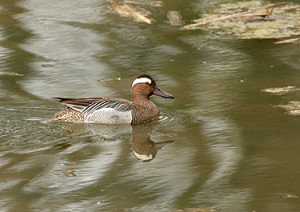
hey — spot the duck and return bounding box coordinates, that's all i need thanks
[48,74,174,124]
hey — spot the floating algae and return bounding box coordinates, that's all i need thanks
[182,1,300,39]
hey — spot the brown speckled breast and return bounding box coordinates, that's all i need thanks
[131,101,160,124]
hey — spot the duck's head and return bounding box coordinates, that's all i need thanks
[131,74,174,100]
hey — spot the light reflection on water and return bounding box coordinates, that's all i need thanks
[17,0,111,98]
[1,0,300,211]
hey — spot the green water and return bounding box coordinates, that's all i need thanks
[1,0,300,211]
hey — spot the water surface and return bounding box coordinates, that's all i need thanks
[1,0,300,211]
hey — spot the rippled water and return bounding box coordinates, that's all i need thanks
[1,0,300,211]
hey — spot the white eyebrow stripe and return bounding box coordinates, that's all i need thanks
[132,77,152,88]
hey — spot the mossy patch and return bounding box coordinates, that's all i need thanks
[183,1,300,39]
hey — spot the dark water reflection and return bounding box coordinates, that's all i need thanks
[1,0,300,211]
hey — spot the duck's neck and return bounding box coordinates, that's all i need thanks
[132,95,151,106]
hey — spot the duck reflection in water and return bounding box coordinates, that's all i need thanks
[132,124,174,162]
[52,122,174,162]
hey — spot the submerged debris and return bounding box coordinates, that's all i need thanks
[263,86,300,115]
[261,86,300,95]
[112,1,152,24]
[182,1,300,39]
[275,101,300,116]
[112,1,183,26]
[175,208,215,212]
[167,11,184,26]
[124,0,163,7]
[274,37,300,44]
[276,192,299,199]
[41,64,54,68]
[98,77,121,82]
[0,72,24,77]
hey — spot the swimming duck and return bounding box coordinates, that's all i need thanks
[48,74,174,124]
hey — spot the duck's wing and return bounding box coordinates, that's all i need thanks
[82,98,132,116]
[50,97,105,112]
[50,97,132,120]
[81,98,133,123]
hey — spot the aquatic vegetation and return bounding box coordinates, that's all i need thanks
[182,1,300,39]
[112,0,183,26]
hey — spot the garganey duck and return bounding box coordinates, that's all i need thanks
[48,74,174,124]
